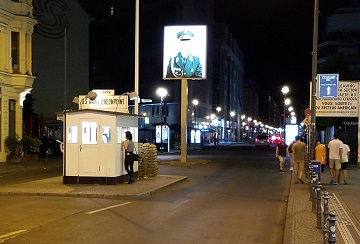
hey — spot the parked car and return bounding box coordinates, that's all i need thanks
[38,137,62,155]
[254,134,270,147]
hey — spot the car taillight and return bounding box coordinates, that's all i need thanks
[255,138,259,142]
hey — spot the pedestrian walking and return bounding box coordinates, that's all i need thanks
[339,137,350,185]
[275,138,288,173]
[315,141,326,173]
[288,139,296,171]
[292,135,307,184]
[328,134,342,185]
[123,131,136,184]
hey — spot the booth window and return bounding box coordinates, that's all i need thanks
[67,126,78,143]
[102,127,112,144]
[82,121,97,144]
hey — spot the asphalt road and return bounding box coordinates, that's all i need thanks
[0,144,292,243]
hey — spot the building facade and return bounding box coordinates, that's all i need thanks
[318,7,360,79]
[0,0,37,162]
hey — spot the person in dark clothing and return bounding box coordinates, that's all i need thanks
[123,131,135,184]
[276,138,288,173]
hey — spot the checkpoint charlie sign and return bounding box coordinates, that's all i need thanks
[316,81,358,117]
[78,89,129,113]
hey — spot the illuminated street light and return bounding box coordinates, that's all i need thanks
[192,99,199,146]
[281,86,290,130]
[230,111,235,142]
[156,87,168,152]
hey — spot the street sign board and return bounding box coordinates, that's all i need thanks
[316,81,358,117]
[318,74,339,98]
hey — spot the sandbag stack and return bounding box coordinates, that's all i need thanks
[146,144,158,177]
[138,143,158,178]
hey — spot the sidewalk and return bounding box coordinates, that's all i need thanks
[284,165,360,244]
[0,158,187,199]
[0,158,359,243]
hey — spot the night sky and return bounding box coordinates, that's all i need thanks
[214,0,360,114]
[78,0,360,118]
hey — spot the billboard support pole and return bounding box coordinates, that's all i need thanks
[181,78,188,163]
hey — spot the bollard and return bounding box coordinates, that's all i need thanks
[328,212,337,244]
[308,165,314,181]
[311,176,317,212]
[316,181,322,228]
[309,172,316,201]
[46,149,50,163]
[323,191,330,243]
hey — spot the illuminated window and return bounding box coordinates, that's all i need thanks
[82,121,97,144]
[102,126,112,144]
[67,126,78,143]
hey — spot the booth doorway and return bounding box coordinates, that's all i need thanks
[79,119,101,176]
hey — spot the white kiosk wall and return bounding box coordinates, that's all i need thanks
[63,109,139,184]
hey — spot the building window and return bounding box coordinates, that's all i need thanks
[9,100,16,137]
[11,32,19,71]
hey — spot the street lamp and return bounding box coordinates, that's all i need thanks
[192,99,199,146]
[240,114,246,141]
[281,86,289,130]
[247,117,252,139]
[216,107,222,143]
[157,87,168,152]
[230,111,235,142]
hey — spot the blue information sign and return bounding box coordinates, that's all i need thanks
[318,74,339,98]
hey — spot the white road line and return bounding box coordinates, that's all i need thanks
[0,230,27,242]
[332,193,360,236]
[86,201,132,215]
[338,223,356,244]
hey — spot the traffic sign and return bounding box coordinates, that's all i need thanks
[318,74,339,98]
[304,108,311,116]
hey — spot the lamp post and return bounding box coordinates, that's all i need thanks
[281,86,289,130]
[192,99,198,146]
[240,114,246,141]
[230,111,235,142]
[157,87,167,153]
[216,107,221,142]
[247,117,252,139]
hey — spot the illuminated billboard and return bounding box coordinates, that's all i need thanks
[163,25,207,80]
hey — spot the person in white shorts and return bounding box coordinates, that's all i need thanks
[327,134,342,185]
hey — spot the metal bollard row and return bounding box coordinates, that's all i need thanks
[322,191,337,243]
[311,175,317,212]
[316,181,322,229]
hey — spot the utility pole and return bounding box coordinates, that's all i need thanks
[310,0,319,160]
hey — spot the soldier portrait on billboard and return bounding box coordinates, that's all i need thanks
[163,26,207,80]
[166,30,202,78]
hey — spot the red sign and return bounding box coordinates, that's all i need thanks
[304,108,311,116]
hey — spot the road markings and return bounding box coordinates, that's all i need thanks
[0,230,27,242]
[86,202,132,215]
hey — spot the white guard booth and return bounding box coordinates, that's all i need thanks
[63,109,140,185]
